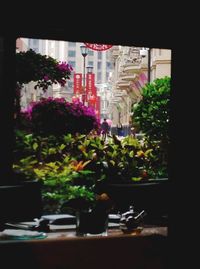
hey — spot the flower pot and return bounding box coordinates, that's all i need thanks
[106,178,169,225]
[0,180,42,225]
[76,209,108,236]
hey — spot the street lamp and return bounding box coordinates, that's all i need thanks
[140,47,151,83]
[80,45,89,105]
[86,65,93,74]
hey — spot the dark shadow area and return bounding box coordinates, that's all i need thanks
[107,179,169,226]
[0,181,42,227]
[0,8,197,269]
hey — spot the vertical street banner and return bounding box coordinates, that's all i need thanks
[73,73,82,95]
[86,73,95,101]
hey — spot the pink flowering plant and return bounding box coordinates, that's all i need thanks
[16,49,73,90]
[20,97,100,136]
[15,49,73,119]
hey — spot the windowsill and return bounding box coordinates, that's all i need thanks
[0,225,167,243]
[44,226,167,241]
[0,225,168,269]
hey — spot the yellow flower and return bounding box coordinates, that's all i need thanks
[136,150,145,158]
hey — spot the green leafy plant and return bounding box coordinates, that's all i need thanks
[13,132,155,214]
[13,154,98,213]
[13,132,110,213]
[100,135,154,182]
[132,76,170,178]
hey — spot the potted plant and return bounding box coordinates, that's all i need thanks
[123,76,171,223]
[101,75,171,223]
[14,156,113,235]
[90,135,169,222]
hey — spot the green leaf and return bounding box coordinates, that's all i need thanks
[129,151,134,158]
[59,144,66,150]
[48,148,57,154]
[131,177,142,181]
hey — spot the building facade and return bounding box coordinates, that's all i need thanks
[107,46,171,134]
[16,38,171,130]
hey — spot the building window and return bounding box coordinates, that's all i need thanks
[88,50,94,56]
[88,61,93,67]
[67,81,74,93]
[68,61,76,68]
[98,62,102,69]
[68,81,73,87]
[98,52,102,60]
[33,39,38,46]
[97,72,102,82]
[106,62,111,69]
[106,72,109,80]
[68,50,76,57]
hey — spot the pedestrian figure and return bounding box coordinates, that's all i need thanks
[101,118,109,140]
[130,127,136,138]
[117,122,123,136]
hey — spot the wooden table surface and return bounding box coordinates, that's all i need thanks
[42,225,167,241]
[0,226,168,269]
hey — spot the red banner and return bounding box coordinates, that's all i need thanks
[73,73,82,95]
[84,43,113,51]
[86,73,95,101]
[88,95,96,108]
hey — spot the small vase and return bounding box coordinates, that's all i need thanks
[76,209,108,236]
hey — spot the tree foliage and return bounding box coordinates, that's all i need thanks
[133,76,170,143]
[132,76,171,178]
[16,49,73,90]
[15,49,73,119]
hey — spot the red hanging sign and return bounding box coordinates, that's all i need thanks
[86,73,96,102]
[86,73,95,95]
[84,43,113,51]
[88,94,96,108]
[73,73,82,95]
